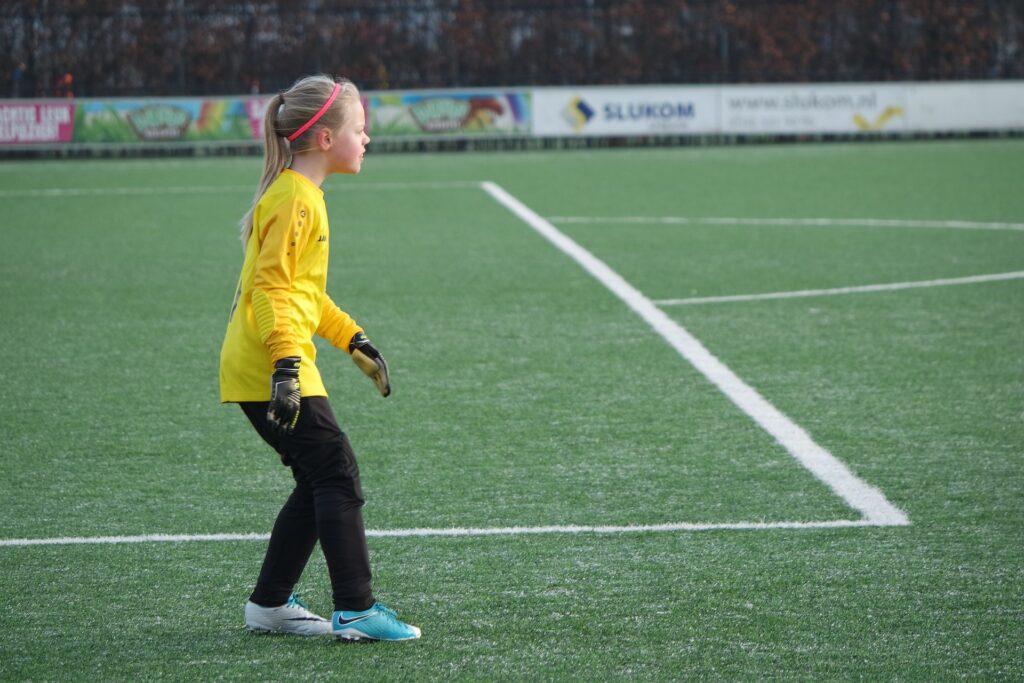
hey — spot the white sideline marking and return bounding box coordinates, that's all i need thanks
[0,533,269,547]
[483,181,909,527]
[0,185,252,197]
[0,181,479,198]
[655,271,1024,306]
[549,215,1024,232]
[0,520,886,547]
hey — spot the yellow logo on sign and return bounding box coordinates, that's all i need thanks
[853,106,905,131]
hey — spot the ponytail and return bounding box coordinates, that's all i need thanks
[240,93,288,248]
[239,75,360,249]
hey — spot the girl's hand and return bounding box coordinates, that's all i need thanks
[349,332,391,397]
[268,357,302,434]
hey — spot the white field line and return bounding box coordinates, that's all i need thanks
[549,215,1024,232]
[0,520,883,547]
[0,182,918,551]
[483,181,909,527]
[0,181,480,198]
[655,271,1024,306]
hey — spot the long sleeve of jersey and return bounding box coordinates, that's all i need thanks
[250,198,314,362]
[317,294,363,352]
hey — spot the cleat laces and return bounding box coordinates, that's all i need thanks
[375,603,401,623]
[286,593,312,611]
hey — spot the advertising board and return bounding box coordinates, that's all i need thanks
[533,86,719,137]
[73,98,260,143]
[0,102,76,144]
[366,91,530,137]
[1,81,1022,149]
[721,84,908,134]
[907,81,1024,131]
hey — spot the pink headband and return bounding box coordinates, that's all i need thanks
[286,82,342,142]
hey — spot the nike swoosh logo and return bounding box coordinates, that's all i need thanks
[285,617,327,622]
[335,614,372,626]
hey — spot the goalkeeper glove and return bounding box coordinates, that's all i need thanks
[267,356,301,435]
[349,331,391,397]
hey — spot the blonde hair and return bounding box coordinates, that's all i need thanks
[240,75,361,247]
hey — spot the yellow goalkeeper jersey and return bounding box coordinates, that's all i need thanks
[219,169,362,402]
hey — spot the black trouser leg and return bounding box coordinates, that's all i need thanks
[247,474,319,607]
[241,398,375,612]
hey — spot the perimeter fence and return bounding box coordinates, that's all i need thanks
[3,0,1022,99]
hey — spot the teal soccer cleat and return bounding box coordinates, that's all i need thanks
[332,603,422,642]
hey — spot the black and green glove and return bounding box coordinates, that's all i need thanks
[267,356,301,435]
[349,332,391,397]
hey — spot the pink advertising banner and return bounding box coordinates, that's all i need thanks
[244,97,271,139]
[0,103,75,144]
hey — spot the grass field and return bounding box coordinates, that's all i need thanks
[1,139,1022,680]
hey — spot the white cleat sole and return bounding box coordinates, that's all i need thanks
[246,624,333,636]
[334,625,422,642]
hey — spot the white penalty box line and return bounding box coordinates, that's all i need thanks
[482,182,909,529]
[549,215,1024,232]
[554,214,1024,307]
[0,180,910,550]
[655,271,1024,306]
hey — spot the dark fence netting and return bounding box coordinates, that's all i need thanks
[3,0,1021,98]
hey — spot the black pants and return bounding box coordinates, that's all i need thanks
[240,397,374,612]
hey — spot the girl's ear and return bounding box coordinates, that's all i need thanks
[314,126,332,150]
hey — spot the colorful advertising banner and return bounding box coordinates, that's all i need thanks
[73,98,261,143]
[0,103,76,144]
[532,86,720,137]
[721,84,909,134]
[244,97,273,140]
[2,82,1021,148]
[366,91,530,137]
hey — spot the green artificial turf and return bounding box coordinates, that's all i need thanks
[0,140,1021,680]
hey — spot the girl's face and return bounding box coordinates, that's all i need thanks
[328,100,370,175]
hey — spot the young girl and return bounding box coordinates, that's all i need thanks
[219,74,420,642]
